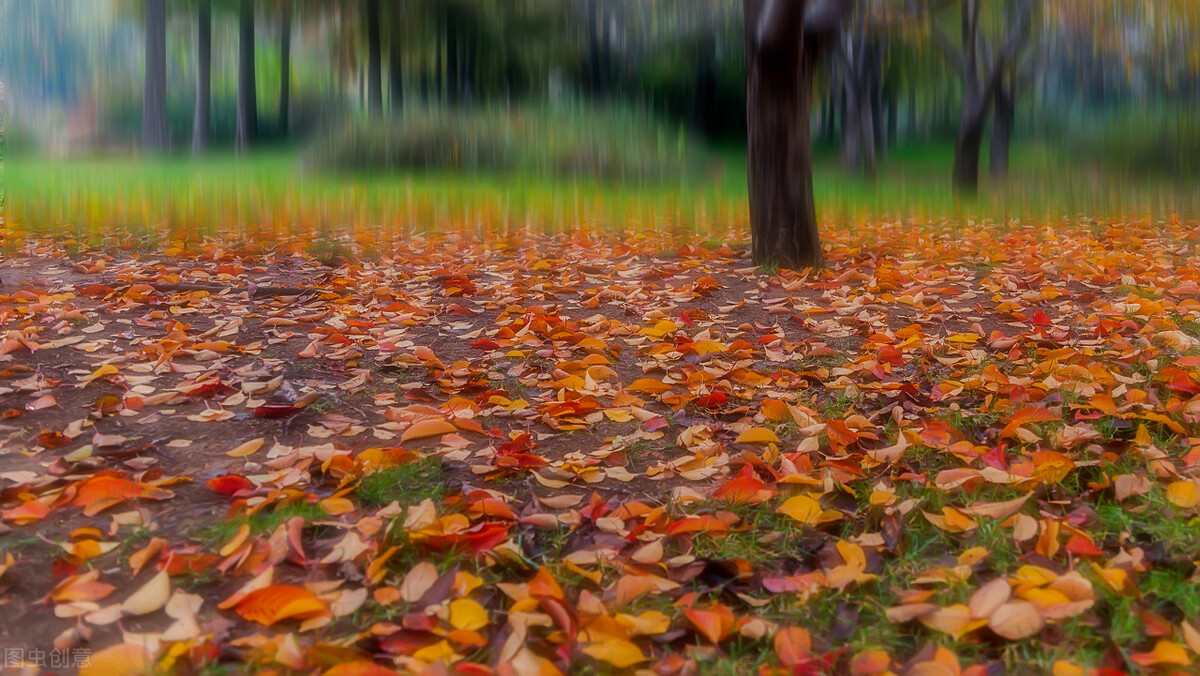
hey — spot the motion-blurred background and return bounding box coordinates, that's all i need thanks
[1,0,1198,248]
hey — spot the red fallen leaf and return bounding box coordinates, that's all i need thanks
[71,475,174,516]
[470,338,500,350]
[918,419,956,449]
[467,493,516,520]
[254,402,301,418]
[825,419,860,450]
[528,567,565,600]
[712,476,775,504]
[668,515,729,536]
[417,522,511,555]
[161,551,221,575]
[684,605,734,643]
[181,381,236,398]
[876,345,904,366]
[233,585,331,626]
[1,499,52,524]
[1,409,22,419]
[1030,310,1052,326]
[1162,367,1200,395]
[1000,406,1059,439]
[38,430,72,448]
[774,627,813,669]
[694,391,728,409]
[491,454,548,471]
[79,284,117,299]
[207,475,255,495]
[1064,533,1105,557]
[380,630,441,655]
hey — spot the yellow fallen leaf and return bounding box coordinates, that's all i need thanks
[583,638,648,668]
[226,437,265,458]
[736,427,781,444]
[777,495,822,526]
[1166,480,1197,509]
[448,598,489,631]
[122,570,171,616]
[80,643,151,676]
[401,419,456,442]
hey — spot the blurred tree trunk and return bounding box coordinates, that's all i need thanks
[236,0,257,151]
[886,84,897,148]
[143,0,168,152]
[192,0,211,154]
[745,0,819,269]
[436,17,444,103]
[447,13,459,105]
[389,15,403,112]
[279,2,291,137]
[587,0,603,98]
[836,30,877,177]
[937,0,1031,192]
[366,0,382,115]
[870,42,886,159]
[990,75,1013,177]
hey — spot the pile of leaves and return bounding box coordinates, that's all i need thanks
[1,217,1199,675]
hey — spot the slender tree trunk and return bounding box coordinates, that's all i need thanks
[587,0,602,98]
[143,0,168,152]
[990,80,1013,178]
[906,86,916,140]
[446,14,459,105]
[366,0,382,115]
[279,3,291,137]
[236,0,257,151]
[192,0,211,153]
[869,44,885,159]
[952,104,986,191]
[886,86,898,147]
[436,17,444,103]
[389,18,403,113]
[745,0,820,269]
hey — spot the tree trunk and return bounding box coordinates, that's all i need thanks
[885,86,897,150]
[446,14,459,105]
[435,18,444,103]
[279,3,291,137]
[389,18,403,112]
[990,81,1013,178]
[143,0,168,152]
[192,0,210,154]
[587,0,603,98]
[366,0,382,115]
[236,0,257,151]
[952,105,986,191]
[841,75,875,177]
[745,0,821,269]
[869,45,886,159]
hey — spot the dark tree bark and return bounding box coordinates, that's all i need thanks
[366,0,383,115]
[870,42,886,158]
[745,0,823,269]
[279,3,291,137]
[885,84,898,147]
[436,16,444,103]
[835,28,878,176]
[446,13,460,105]
[389,16,403,112]
[935,0,1031,192]
[143,0,169,152]
[990,75,1013,177]
[236,0,257,151]
[192,0,211,154]
[587,0,604,98]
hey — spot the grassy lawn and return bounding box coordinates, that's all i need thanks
[5,142,1197,255]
